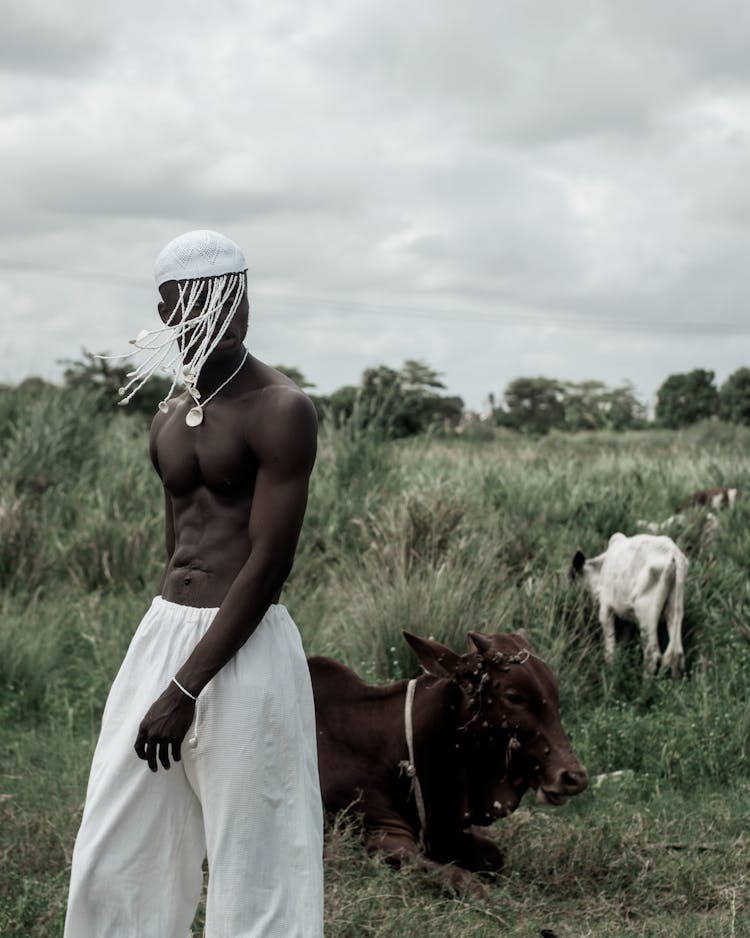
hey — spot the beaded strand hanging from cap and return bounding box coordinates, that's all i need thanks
[98,231,248,426]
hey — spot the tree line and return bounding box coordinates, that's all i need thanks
[27,351,463,438]
[490,367,750,435]
[5,353,750,439]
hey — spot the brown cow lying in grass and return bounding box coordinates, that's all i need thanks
[309,630,588,894]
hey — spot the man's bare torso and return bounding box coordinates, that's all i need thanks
[149,354,299,608]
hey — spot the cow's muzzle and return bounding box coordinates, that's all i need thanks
[536,766,589,806]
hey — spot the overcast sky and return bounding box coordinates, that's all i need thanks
[2,0,749,411]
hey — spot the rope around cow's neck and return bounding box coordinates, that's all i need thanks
[398,678,427,851]
[397,653,536,848]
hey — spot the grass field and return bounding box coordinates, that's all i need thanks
[2,385,750,936]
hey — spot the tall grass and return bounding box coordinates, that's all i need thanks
[0,385,162,594]
[2,386,750,935]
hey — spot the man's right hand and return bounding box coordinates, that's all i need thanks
[134,683,196,772]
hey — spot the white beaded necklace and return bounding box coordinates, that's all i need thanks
[183,348,249,427]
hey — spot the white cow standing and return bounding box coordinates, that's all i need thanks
[571,533,688,678]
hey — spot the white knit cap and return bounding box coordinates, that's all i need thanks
[154,230,247,286]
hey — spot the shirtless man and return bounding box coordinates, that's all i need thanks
[64,231,324,938]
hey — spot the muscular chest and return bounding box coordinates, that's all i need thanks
[154,404,257,497]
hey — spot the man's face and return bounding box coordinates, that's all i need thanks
[157,276,249,364]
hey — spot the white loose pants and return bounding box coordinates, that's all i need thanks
[64,597,324,938]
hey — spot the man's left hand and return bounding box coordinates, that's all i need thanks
[134,683,196,772]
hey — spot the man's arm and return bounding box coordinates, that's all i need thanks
[134,388,317,772]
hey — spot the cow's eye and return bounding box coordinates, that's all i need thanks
[503,689,525,705]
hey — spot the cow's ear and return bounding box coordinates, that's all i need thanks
[473,630,535,657]
[571,550,586,578]
[403,631,462,678]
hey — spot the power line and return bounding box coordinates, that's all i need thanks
[0,258,148,288]
[257,292,750,336]
[1,257,748,336]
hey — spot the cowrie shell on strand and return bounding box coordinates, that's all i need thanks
[185,406,204,427]
[182,348,247,428]
[158,401,169,413]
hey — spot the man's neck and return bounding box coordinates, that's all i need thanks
[194,347,249,397]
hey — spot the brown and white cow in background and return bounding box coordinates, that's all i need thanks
[677,486,740,512]
[309,630,588,895]
[571,533,688,678]
[637,486,740,534]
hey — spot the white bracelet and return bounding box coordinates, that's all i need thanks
[172,677,197,701]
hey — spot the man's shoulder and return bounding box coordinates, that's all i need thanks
[257,382,317,421]
[258,360,303,391]
[249,385,317,451]
[246,359,317,425]
[243,366,317,471]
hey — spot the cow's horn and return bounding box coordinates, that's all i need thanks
[468,631,492,655]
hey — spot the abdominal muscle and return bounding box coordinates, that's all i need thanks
[159,485,271,608]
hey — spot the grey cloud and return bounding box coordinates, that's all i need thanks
[307,1,695,144]
[26,168,359,224]
[609,4,750,83]
[0,1,111,76]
